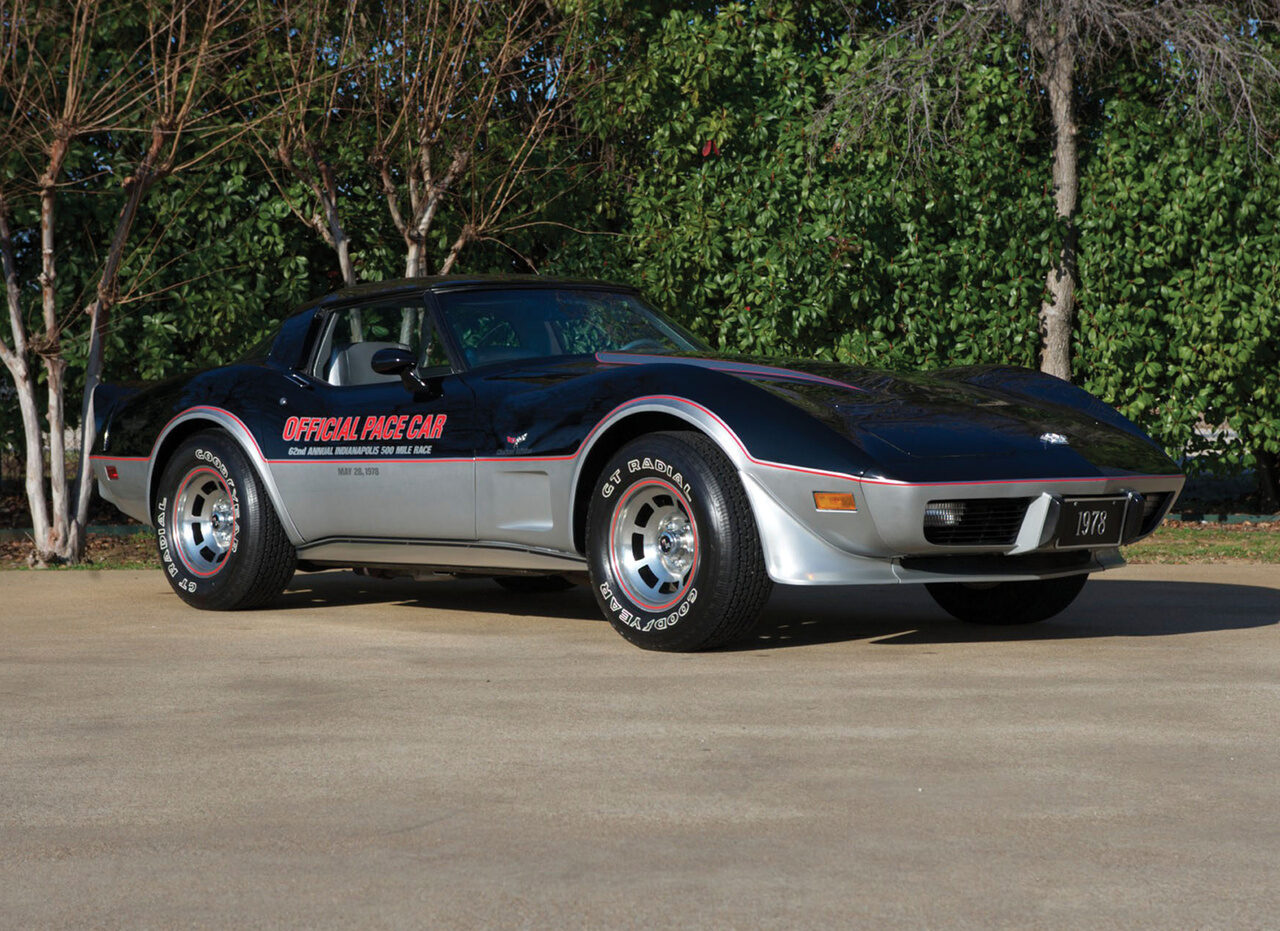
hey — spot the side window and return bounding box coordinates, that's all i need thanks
[439,291,555,367]
[553,292,659,353]
[419,316,451,376]
[312,303,427,387]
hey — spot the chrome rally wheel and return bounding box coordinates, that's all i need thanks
[609,479,699,611]
[171,467,237,577]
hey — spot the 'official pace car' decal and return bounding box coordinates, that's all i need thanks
[280,414,447,458]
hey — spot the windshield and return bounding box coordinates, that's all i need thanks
[435,288,706,368]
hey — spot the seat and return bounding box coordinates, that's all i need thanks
[326,341,410,386]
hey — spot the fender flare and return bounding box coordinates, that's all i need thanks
[146,406,304,546]
[571,396,754,495]
[567,395,758,551]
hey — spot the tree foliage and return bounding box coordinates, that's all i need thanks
[2,0,1280,539]
[556,0,1280,497]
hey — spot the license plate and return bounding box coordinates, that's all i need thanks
[1057,497,1127,548]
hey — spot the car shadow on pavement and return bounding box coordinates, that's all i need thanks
[276,571,604,621]
[736,579,1280,650]
[276,572,1279,650]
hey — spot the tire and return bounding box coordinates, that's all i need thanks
[494,575,575,594]
[926,574,1088,625]
[585,431,772,651]
[153,430,296,610]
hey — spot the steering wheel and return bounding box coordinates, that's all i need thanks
[474,322,515,350]
[618,338,668,353]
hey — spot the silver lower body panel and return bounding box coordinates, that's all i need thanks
[296,538,587,574]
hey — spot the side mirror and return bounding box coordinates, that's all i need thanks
[370,346,417,376]
[371,346,435,396]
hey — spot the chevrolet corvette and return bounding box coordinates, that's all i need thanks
[91,277,1184,650]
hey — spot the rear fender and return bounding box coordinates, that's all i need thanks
[148,406,304,546]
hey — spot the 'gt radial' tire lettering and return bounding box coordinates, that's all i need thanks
[154,430,296,610]
[586,431,772,651]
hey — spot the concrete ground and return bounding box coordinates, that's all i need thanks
[1,564,1277,929]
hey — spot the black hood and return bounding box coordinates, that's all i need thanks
[594,351,1179,479]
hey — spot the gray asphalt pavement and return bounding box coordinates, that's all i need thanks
[1,564,1278,929]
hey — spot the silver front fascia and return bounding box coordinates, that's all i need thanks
[739,461,1184,586]
[856,475,1184,555]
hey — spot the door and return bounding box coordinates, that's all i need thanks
[269,297,477,545]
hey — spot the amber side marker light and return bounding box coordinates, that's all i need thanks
[813,491,857,511]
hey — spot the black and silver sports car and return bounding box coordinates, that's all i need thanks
[91,277,1183,650]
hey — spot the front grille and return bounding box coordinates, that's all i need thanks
[1139,492,1170,535]
[923,497,1034,546]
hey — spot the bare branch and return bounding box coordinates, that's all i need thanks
[823,0,1280,162]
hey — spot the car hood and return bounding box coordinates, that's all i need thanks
[594,351,1178,477]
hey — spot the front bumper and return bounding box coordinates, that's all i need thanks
[740,463,1183,586]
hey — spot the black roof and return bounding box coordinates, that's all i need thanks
[291,275,639,317]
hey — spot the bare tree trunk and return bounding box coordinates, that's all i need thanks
[38,151,70,554]
[314,159,356,287]
[68,159,156,559]
[1039,71,1080,381]
[438,225,472,275]
[996,0,1084,380]
[332,213,355,286]
[67,299,106,560]
[1257,449,1280,511]
[319,191,355,286]
[44,354,68,552]
[5,360,50,553]
[404,238,423,279]
[0,199,54,553]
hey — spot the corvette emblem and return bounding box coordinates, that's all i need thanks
[1040,432,1069,446]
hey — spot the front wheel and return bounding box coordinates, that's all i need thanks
[926,574,1088,625]
[153,430,296,610]
[586,431,772,651]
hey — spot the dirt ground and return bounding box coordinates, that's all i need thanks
[0,482,152,567]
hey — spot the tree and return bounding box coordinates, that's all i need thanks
[824,0,1280,381]
[367,0,594,277]
[253,0,365,286]
[251,0,596,284]
[0,0,258,563]
[553,1,1051,362]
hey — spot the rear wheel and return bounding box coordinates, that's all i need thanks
[926,574,1088,625]
[154,430,296,610]
[586,431,772,651]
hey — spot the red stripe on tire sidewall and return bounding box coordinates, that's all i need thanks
[608,477,700,612]
[172,466,236,578]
